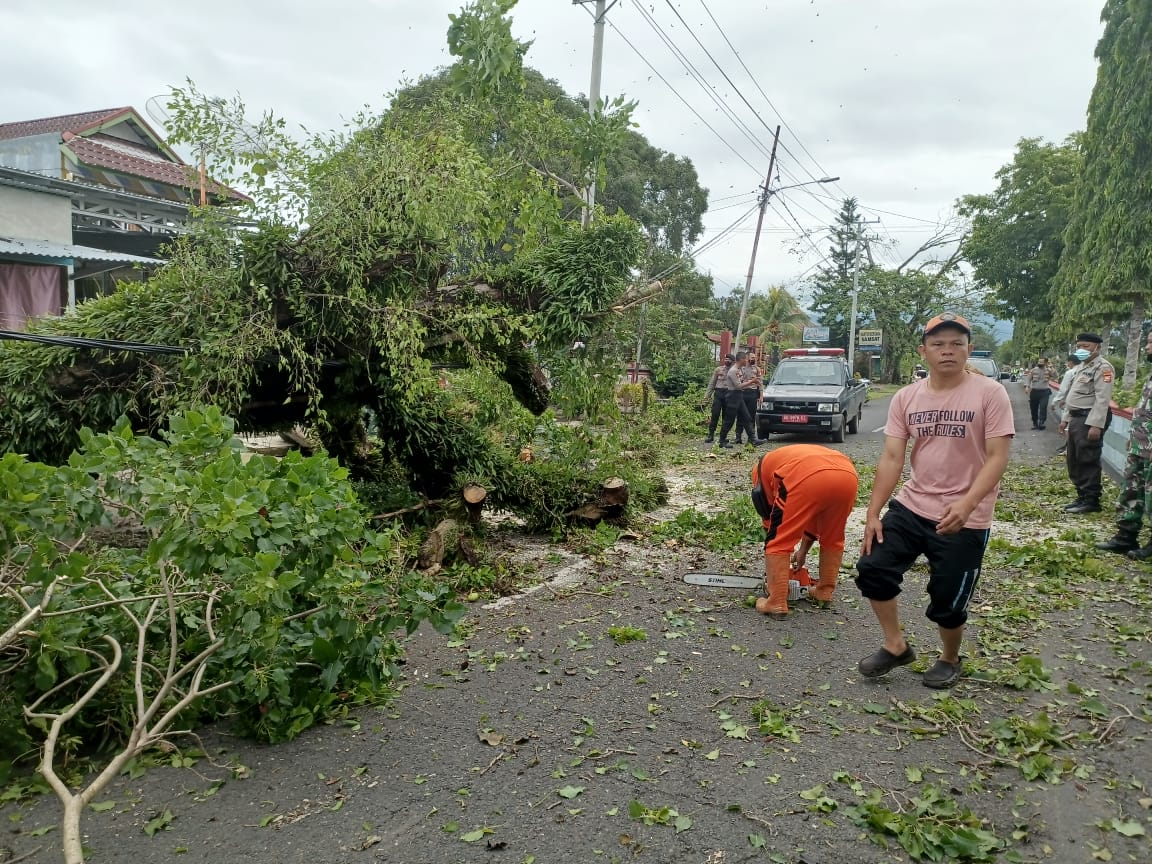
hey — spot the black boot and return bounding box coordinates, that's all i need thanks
[1066,500,1101,514]
[1127,543,1152,561]
[1097,531,1139,554]
[1062,498,1085,512]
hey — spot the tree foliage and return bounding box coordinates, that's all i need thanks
[0,2,655,523]
[0,409,464,861]
[808,197,868,349]
[958,136,1082,327]
[1055,0,1152,380]
[742,287,810,366]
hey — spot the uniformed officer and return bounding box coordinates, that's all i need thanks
[1097,329,1152,556]
[735,355,763,445]
[718,352,763,448]
[1058,332,1114,513]
[703,354,735,443]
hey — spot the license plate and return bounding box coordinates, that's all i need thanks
[782,414,807,423]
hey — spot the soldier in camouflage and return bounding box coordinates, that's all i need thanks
[1097,329,1152,558]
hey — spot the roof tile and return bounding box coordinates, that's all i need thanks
[0,108,131,141]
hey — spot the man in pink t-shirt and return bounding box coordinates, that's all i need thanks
[855,313,1014,689]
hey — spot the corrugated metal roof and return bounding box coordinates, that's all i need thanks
[0,236,161,264]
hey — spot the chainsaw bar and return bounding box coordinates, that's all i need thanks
[682,572,762,590]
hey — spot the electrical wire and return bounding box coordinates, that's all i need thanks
[628,2,776,168]
[579,4,764,176]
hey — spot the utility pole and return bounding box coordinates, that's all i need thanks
[734,125,781,350]
[574,0,614,226]
[847,216,881,373]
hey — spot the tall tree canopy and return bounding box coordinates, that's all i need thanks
[807,198,864,350]
[958,136,1082,334]
[384,66,708,256]
[1055,0,1152,380]
[804,198,970,381]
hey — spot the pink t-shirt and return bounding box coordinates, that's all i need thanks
[885,374,1015,528]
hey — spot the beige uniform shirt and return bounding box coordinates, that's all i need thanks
[1062,355,1115,429]
[706,364,729,395]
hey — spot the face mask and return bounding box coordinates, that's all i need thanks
[1073,348,1092,362]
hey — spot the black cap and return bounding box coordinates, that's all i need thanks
[1075,332,1103,344]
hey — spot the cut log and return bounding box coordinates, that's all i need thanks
[569,504,604,528]
[598,477,629,515]
[457,535,480,567]
[417,518,461,570]
[462,484,487,524]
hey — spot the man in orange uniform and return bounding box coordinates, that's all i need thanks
[750,444,859,618]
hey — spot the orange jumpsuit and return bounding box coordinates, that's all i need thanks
[750,445,859,614]
[751,445,859,555]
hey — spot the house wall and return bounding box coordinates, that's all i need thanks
[0,134,62,177]
[0,185,72,243]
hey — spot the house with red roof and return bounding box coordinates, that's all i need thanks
[0,106,243,329]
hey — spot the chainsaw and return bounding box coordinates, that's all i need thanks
[683,567,817,601]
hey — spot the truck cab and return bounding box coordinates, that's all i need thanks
[756,348,868,444]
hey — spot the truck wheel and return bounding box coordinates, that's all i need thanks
[758,420,770,440]
[831,418,846,443]
[847,409,860,435]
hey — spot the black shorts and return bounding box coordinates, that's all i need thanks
[854,500,990,629]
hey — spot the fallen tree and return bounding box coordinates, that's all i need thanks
[0,129,646,525]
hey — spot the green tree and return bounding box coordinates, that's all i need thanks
[958,136,1082,329]
[742,287,810,365]
[807,198,864,349]
[385,67,708,256]
[1055,0,1152,381]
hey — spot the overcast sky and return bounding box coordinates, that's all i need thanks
[1,0,1103,304]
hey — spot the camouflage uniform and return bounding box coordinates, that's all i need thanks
[1115,373,1152,535]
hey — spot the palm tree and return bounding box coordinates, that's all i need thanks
[742,287,811,366]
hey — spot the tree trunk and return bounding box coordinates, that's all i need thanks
[462,484,487,525]
[418,518,461,570]
[569,504,604,527]
[1124,295,1146,384]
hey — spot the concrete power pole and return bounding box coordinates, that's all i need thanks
[734,125,782,350]
[575,0,611,226]
[847,216,881,373]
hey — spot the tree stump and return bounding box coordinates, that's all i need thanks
[462,484,487,525]
[597,477,629,518]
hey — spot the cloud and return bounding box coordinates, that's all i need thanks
[0,0,1104,290]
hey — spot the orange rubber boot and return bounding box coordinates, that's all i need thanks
[809,548,843,604]
[754,554,792,619]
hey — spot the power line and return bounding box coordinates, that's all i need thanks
[628,2,776,167]
[686,0,844,192]
[706,196,759,213]
[579,3,763,176]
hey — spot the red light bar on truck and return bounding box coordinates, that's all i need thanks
[782,348,846,357]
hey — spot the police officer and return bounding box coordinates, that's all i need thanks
[718,352,763,448]
[703,354,735,444]
[735,355,763,445]
[1058,333,1114,513]
[1097,329,1152,556]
